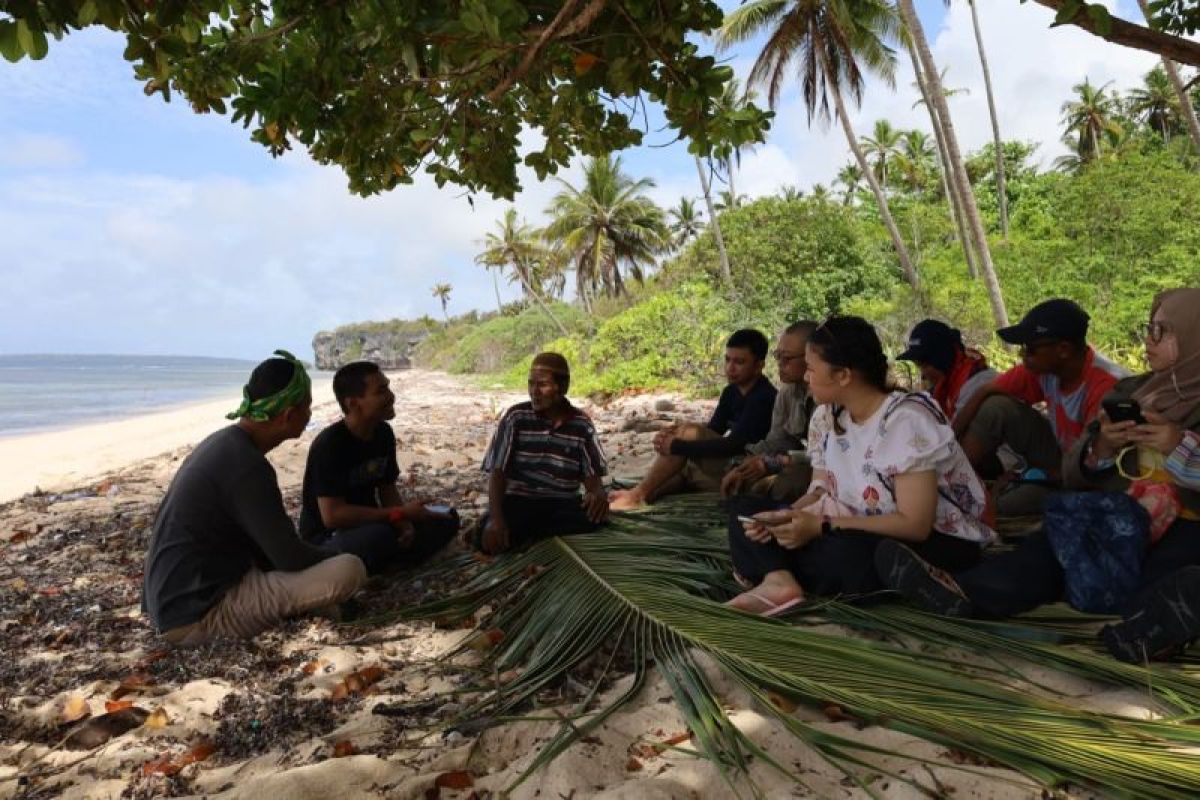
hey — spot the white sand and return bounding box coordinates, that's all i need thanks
[0,379,334,503]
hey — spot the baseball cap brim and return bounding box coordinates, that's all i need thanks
[996,323,1032,345]
[896,345,924,362]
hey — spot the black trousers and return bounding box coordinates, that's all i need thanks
[475,494,603,551]
[956,517,1200,618]
[727,495,982,596]
[320,513,459,574]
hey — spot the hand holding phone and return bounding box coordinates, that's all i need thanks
[1102,398,1146,425]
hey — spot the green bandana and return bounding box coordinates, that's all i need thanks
[226,350,312,421]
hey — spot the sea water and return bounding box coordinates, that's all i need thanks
[0,354,258,437]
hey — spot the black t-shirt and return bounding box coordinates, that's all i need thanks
[299,420,401,542]
[670,375,778,459]
[142,426,333,632]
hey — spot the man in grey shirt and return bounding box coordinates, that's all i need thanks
[721,321,817,503]
[143,351,366,646]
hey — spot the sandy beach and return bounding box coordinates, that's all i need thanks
[0,370,1168,799]
[0,379,334,503]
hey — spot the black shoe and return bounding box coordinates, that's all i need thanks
[1101,566,1200,663]
[875,539,973,618]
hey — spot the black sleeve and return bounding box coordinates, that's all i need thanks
[670,433,748,459]
[307,432,348,499]
[229,460,333,571]
[707,387,734,435]
[381,426,401,483]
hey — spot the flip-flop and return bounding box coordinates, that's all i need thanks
[729,590,804,617]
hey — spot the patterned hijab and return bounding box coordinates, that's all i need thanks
[225,350,312,421]
[1133,289,1200,424]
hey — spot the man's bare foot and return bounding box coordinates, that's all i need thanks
[608,488,648,511]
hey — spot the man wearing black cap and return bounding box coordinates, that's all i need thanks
[949,299,1128,512]
[899,319,1061,515]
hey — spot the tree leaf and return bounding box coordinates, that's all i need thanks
[15,20,48,61]
[62,694,90,724]
[0,21,24,63]
[433,771,474,789]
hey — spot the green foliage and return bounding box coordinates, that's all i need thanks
[2,1,769,198]
[417,302,587,375]
[666,197,893,329]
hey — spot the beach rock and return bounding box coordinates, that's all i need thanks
[311,324,430,370]
[654,399,676,412]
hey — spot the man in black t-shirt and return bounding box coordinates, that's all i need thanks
[299,361,458,573]
[609,329,777,510]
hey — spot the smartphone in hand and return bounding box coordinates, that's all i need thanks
[1102,398,1146,425]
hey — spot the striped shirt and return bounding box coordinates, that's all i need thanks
[482,401,607,498]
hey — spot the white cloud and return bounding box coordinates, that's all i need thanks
[0,133,85,169]
[729,0,1163,194]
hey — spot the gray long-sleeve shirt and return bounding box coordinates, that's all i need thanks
[142,425,334,632]
[746,382,813,457]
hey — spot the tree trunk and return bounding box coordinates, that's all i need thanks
[1030,0,1200,68]
[969,0,1009,240]
[491,269,503,315]
[1137,0,1200,158]
[909,45,978,280]
[694,155,736,294]
[900,0,1008,326]
[818,47,920,292]
[515,265,571,338]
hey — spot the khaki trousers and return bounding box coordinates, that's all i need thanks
[162,554,366,647]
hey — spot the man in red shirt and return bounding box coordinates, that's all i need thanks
[952,298,1128,515]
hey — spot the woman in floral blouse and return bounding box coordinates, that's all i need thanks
[727,316,995,615]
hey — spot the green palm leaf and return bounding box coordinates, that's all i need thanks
[398,498,1200,797]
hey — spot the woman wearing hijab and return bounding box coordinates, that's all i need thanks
[878,288,1200,662]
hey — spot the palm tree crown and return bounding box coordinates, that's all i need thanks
[543,155,669,306]
[1061,78,1123,162]
[668,197,705,249]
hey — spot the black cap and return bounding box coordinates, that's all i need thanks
[996,298,1089,345]
[897,319,962,374]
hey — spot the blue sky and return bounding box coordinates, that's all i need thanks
[0,1,1158,360]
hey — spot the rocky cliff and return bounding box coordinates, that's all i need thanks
[311,322,431,371]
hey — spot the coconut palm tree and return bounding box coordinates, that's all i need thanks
[810,182,831,202]
[718,0,921,292]
[910,53,977,279]
[1137,0,1200,156]
[835,163,863,205]
[894,129,937,194]
[898,0,1008,325]
[431,283,452,323]
[962,0,1011,239]
[715,78,759,201]
[860,119,904,191]
[668,197,705,249]
[1061,78,1123,163]
[779,184,804,201]
[693,155,736,293]
[476,208,570,336]
[544,155,670,313]
[715,189,749,211]
[1129,65,1183,142]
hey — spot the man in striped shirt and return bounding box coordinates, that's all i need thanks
[475,352,609,554]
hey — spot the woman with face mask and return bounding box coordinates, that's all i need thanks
[727,315,995,615]
[880,288,1200,662]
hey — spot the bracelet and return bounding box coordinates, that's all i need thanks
[387,507,407,524]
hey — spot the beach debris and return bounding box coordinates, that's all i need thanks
[330,665,386,700]
[332,739,356,757]
[63,706,150,750]
[60,694,90,724]
[434,770,475,789]
[110,673,152,700]
[144,707,171,728]
[140,741,216,776]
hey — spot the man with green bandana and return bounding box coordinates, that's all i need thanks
[142,351,367,646]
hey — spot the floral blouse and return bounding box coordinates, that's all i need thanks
[807,391,996,545]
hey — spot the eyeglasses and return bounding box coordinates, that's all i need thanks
[1138,321,1170,344]
[773,351,805,364]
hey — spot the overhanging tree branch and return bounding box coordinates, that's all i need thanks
[1028,0,1200,66]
